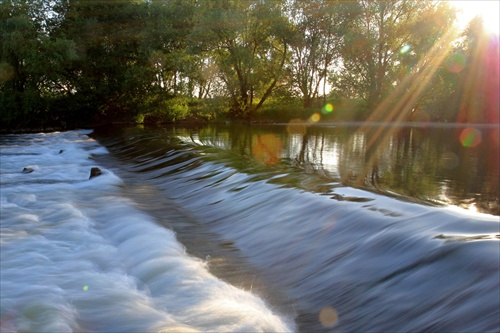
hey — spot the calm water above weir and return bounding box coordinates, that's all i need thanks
[99,122,499,215]
[1,124,499,333]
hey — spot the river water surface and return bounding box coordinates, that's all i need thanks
[1,123,499,332]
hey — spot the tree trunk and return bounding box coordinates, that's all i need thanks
[253,45,288,114]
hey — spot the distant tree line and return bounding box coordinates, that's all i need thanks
[1,0,497,130]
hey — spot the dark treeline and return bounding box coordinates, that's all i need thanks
[1,0,498,130]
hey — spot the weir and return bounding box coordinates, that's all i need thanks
[91,124,499,332]
[1,126,498,332]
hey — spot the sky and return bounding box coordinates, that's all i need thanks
[449,0,500,35]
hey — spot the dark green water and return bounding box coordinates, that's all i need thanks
[115,122,498,216]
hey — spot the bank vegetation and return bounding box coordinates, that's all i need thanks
[1,0,498,131]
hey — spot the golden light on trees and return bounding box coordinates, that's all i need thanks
[451,0,500,35]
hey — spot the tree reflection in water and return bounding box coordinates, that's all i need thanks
[169,123,498,216]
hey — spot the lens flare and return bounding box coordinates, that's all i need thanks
[490,128,499,146]
[400,44,411,54]
[0,63,14,82]
[83,285,89,291]
[309,113,321,123]
[440,151,460,169]
[252,134,283,165]
[287,119,307,135]
[319,306,338,328]
[459,128,482,147]
[322,103,334,114]
[446,52,466,73]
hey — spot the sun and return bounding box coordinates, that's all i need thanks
[450,0,500,35]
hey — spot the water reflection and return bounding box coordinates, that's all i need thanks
[171,123,499,215]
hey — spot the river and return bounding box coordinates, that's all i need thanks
[1,123,499,332]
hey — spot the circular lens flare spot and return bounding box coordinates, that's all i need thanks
[440,151,460,170]
[400,44,411,54]
[287,119,307,135]
[252,134,283,165]
[322,103,334,114]
[83,285,89,291]
[0,63,15,82]
[319,306,338,328]
[446,52,466,73]
[309,113,321,123]
[459,128,482,147]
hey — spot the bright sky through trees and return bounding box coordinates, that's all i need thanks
[450,0,500,34]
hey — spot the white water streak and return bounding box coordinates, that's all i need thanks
[0,131,294,333]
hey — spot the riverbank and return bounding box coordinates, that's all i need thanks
[2,120,499,135]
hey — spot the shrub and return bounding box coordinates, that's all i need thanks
[257,97,305,122]
[142,96,189,124]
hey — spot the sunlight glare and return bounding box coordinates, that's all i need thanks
[309,113,321,123]
[450,0,500,35]
[459,127,482,147]
[319,306,338,328]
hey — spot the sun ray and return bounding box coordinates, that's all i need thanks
[456,25,500,124]
[355,25,462,185]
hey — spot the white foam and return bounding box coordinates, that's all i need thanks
[0,130,295,332]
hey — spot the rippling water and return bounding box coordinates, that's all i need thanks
[0,131,294,332]
[1,125,499,333]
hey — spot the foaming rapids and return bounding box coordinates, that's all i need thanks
[0,131,294,333]
[90,126,500,333]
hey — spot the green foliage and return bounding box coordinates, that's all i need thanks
[192,0,293,118]
[288,0,358,108]
[188,97,229,121]
[330,0,457,110]
[1,0,490,131]
[257,98,305,122]
[139,95,232,124]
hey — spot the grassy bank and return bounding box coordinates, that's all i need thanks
[136,96,370,125]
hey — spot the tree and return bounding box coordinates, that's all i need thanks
[0,0,75,128]
[144,0,197,96]
[0,0,473,128]
[288,0,357,108]
[329,0,455,111]
[451,17,499,124]
[192,0,293,118]
[50,0,155,122]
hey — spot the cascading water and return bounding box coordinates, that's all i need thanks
[1,125,499,333]
[0,130,295,333]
